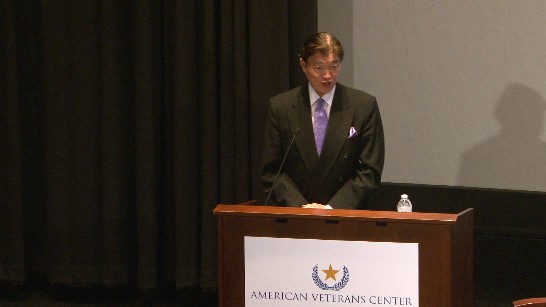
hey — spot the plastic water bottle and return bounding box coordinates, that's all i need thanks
[397,194,412,212]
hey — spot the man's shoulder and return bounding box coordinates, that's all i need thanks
[337,83,375,102]
[270,85,304,102]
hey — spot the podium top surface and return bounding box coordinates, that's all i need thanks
[214,204,473,225]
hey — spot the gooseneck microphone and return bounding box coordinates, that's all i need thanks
[264,128,300,206]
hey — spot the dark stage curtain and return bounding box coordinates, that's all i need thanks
[1,0,317,290]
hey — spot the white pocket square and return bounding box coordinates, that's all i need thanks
[348,127,357,138]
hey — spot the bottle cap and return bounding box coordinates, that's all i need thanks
[401,194,408,199]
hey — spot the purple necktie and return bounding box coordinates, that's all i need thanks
[313,98,328,155]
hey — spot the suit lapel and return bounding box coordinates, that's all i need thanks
[288,85,319,173]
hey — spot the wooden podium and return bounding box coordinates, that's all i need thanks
[214,203,473,307]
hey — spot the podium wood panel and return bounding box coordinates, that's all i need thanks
[214,204,473,307]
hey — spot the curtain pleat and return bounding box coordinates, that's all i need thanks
[1,0,26,285]
[164,0,202,288]
[0,0,317,290]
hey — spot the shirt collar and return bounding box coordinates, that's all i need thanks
[308,83,336,106]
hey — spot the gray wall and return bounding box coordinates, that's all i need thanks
[319,1,546,193]
[318,0,354,87]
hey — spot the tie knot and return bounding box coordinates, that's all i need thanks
[316,98,326,109]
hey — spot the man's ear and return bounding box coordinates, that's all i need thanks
[299,58,306,70]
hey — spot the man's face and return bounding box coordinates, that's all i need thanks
[300,52,341,97]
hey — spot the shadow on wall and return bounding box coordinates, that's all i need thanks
[458,83,546,192]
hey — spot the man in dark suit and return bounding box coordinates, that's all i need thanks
[261,32,385,209]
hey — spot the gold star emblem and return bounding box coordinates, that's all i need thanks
[322,264,340,281]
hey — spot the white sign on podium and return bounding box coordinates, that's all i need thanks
[245,236,419,307]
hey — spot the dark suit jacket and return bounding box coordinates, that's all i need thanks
[261,83,385,209]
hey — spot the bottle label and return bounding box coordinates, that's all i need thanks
[397,206,412,212]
